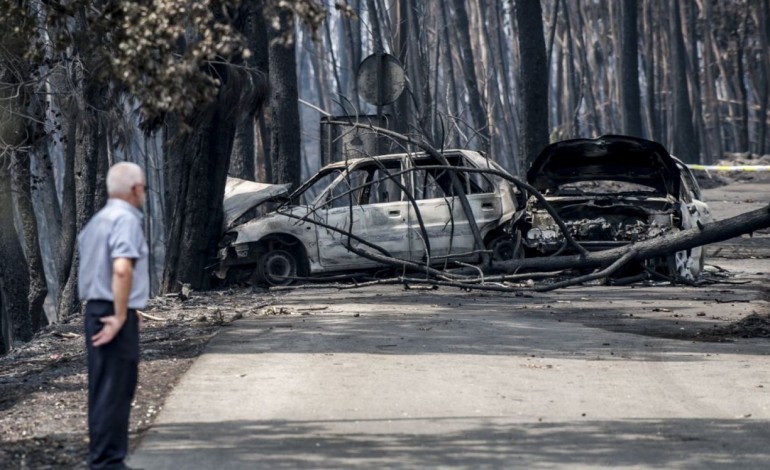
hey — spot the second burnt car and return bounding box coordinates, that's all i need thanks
[520,135,713,280]
[216,150,518,285]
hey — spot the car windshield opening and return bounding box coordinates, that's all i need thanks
[291,169,345,206]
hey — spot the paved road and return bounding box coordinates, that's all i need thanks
[130,255,770,469]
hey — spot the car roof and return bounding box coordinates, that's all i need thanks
[319,149,490,170]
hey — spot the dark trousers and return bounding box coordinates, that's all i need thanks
[85,300,140,470]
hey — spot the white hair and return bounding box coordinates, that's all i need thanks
[107,162,144,196]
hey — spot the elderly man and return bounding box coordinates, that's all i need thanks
[78,162,149,469]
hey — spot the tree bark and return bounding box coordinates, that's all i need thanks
[439,0,460,147]
[619,0,643,137]
[162,65,245,292]
[31,145,61,316]
[642,0,658,141]
[268,6,302,190]
[758,0,770,155]
[451,0,489,151]
[0,159,31,345]
[515,0,549,171]
[11,151,47,333]
[669,2,699,163]
[701,0,725,162]
[57,60,103,319]
[229,0,269,181]
[734,4,750,153]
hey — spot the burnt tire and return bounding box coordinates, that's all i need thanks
[257,250,298,286]
[488,232,523,261]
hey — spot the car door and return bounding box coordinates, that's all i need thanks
[356,159,412,262]
[407,154,500,264]
[317,161,412,269]
[317,168,373,269]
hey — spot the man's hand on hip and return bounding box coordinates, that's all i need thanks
[92,315,126,347]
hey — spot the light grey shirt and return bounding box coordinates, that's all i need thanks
[77,199,150,309]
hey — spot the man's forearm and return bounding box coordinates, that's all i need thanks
[112,258,134,322]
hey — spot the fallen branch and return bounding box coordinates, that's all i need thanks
[535,249,638,292]
[53,332,80,339]
[137,311,166,322]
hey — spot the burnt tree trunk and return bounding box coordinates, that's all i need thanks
[11,151,47,333]
[701,0,725,162]
[451,0,489,151]
[758,0,770,155]
[0,159,31,346]
[57,64,102,319]
[162,66,245,293]
[669,2,699,163]
[31,145,62,311]
[439,0,460,146]
[56,114,77,320]
[515,0,549,170]
[734,4,750,153]
[268,6,302,190]
[0,286,8,354]
[229,0,269,181]
[619,0,643,138]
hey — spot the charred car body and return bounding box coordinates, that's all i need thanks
[520,135,712,280]
[217,150,518,285]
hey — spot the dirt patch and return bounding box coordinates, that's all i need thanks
[711,313,770,338]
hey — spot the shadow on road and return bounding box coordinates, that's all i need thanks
[132,417,770,469]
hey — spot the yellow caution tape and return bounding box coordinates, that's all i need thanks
[687,164,770,172]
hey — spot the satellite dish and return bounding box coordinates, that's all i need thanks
[356,53,406,106]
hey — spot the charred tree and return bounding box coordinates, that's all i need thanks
[669,2,699,163]
[758,0,770,155]
[0,160,31,346]
[451,0,489,151]
[701,0,725,162]
[57,60,103,319]
[619,0,643,138]
[515,0,549,170]
[11,151,47,333]
[229,0,269,181]
[268,5,302,191]
[162,66,245,292]
[31,145,62,311]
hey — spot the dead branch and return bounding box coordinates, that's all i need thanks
[137,311,165,322]
[535,249,638,292]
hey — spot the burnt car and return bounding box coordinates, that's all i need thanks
[520,135,713,280]
[217,150,518,285]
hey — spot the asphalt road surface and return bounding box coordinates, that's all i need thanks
[131,181,770,469]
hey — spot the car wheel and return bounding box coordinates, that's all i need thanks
[488,232,523,261]
[258,250,297,286]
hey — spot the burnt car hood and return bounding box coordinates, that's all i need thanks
[527,135,681,196]
[222,177,291,232]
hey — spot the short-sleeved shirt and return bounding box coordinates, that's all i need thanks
[77,198,150,309]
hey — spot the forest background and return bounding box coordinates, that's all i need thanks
[0,0,768,353]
